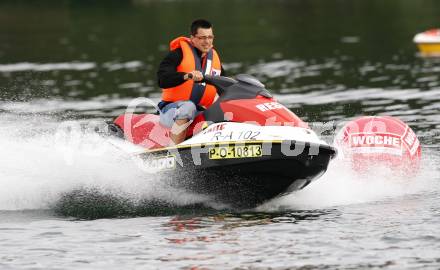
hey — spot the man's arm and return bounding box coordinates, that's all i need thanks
[157,49,186,89]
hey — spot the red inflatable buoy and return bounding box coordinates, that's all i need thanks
[335,116,421,173]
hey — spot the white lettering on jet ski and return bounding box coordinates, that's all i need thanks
[350,133,401,147]
[143,155,175,172]
[256,102,284,112]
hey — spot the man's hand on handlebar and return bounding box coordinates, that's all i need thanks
[185,71,204,82]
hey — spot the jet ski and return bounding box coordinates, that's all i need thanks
[108,74,337,208]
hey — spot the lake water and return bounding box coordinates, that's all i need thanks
[1,0,440,269]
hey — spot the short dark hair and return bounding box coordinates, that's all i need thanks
[190,19,212,36]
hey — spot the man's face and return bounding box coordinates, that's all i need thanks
[190,27,214,54]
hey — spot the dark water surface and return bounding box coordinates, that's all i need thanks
[1,0,440,269]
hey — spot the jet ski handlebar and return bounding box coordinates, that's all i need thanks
[187,73,265,89]
[184,73,238,90]
[185,73,227,83]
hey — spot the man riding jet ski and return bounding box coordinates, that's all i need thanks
[108,74,337,208]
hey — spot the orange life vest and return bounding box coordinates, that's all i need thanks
[161,36,222,109]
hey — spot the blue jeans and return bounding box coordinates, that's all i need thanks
[159,101,197,128]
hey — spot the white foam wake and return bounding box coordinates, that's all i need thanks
[0,113,207,211]
[259,149,439,211]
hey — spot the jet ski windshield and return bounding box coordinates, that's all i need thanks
[235,74,265,88]
[203,75,237,95]
[204,74,272,99]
